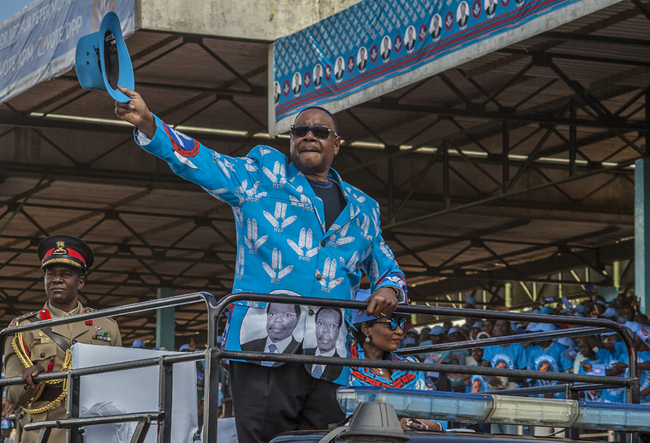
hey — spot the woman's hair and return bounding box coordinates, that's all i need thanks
[351,322,370,343]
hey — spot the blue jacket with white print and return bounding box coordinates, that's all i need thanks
[135,114,407,385]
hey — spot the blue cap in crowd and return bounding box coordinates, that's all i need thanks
[131,339,145,348]
[0,419,11,430]
[429,326,445,336]
[447,327,462,336]
[179,343,191,352]
[574,304,587,314]
[465,295,477,309]
[601,307,619,318]
[471,321,484,329]
[401,336,417,347]
[558,337,576,349]
[540,306,554,315]
[594,300,606,307]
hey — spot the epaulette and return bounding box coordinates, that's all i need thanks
[9,311,38,326]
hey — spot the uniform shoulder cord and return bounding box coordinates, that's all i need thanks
[11,329,72,415]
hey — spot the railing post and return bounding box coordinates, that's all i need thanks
[67,371,82,443]
[157,357,174,443]
[203,347,219,443]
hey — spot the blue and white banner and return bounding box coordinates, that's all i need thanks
[270,0,622,135]
[0,0,134,104]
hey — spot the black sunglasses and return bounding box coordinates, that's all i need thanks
[290,124,338,140]
[373,316,406,331]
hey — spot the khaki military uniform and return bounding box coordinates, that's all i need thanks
[3,302,121,443]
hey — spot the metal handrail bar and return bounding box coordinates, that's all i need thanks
[0,352,205,388]
[396,326,611,356]
[23,412,163,430]
[215,350,628,386]
[0,292,213,341]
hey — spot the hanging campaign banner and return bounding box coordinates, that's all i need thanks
[0,0,134,104]
[269,0,622,135]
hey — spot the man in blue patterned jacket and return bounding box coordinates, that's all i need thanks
[115,86,407,443]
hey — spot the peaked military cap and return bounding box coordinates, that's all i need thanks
[38,234,94,273]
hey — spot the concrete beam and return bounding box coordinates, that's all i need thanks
[137,0,362,42]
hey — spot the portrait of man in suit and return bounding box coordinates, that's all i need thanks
[292,72,302,96]
[381,35,392,62]
[304,307,344,381]
[405,26,416,52]
[357,46,368,72]
[335,57,345,81]
[457,2,469,29]
[313,64,323,88]
[485,0,498,17]
[430,14,442,41]
[241,303,302,366]
[274,81,281,104]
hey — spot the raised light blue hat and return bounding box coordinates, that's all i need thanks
[0,418,11,429]
[465,295,477,308]
[471,321,484,329]
[75,12,134,102]
[131,339,145,348]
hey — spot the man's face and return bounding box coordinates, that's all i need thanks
[620,307,634,321]
[461,3,467,14]
[408,28,414,39]
[290,109,340,177]
[315,65,321,76]
[429,333,444,344]
[266,303,299,342]
[434,16,439,27]
[360,48,366,57]
[44,264,84,310]
[315,309,340,352]
[492,320,508,337]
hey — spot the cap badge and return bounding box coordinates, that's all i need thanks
[53,241,67,255]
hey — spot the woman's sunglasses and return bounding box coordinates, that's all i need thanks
[290,124,338,140]
[373,316,406,331]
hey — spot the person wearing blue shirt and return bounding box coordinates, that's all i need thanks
[575,338,616,402]
[115,89,407,443]
[525,324,574,399]
[481,320,527,435]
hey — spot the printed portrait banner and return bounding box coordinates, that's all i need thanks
[269,0,623,135]
[0,0,134,104]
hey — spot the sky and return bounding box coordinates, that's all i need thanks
[0,0,36,24]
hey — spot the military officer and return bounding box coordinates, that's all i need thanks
[3,235,121,443]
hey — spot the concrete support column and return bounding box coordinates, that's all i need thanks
[635,158,650,315]
[156,287,175,351]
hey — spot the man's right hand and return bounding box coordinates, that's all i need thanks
[21,365,45,389]
[115,86,157,139]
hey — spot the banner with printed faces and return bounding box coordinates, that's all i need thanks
[0,0,133,104]
[270,0,623,135]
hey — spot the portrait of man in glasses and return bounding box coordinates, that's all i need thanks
[241,303,302,364]
[405,26,416,52]
[304,307,344,381]
[356,46,368,73]
[115,85,406,443]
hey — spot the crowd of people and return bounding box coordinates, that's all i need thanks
[397,292,650,407]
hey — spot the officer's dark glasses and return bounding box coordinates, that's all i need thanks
[290,124,338,139]
[373,316,406,331]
